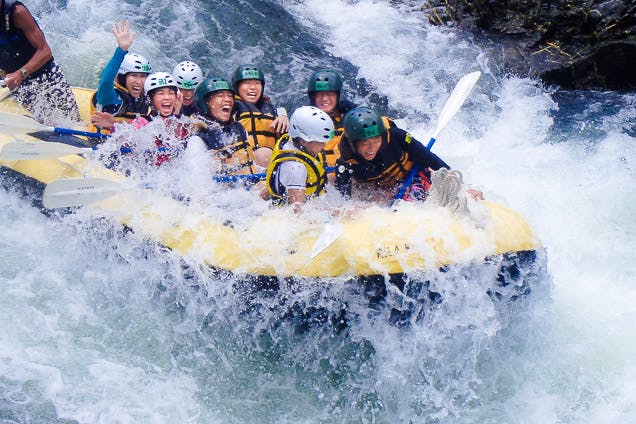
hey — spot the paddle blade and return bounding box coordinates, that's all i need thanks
[310,222,343,259]
[42,177,123,209]
[0,112,53,134]
[0,141,93,160]
[431,71,481,139]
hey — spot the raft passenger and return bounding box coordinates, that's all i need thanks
[0,0,80,124]
[172,60,203,116]
[90,20,152,135]
[231,64,289,172]
[264,106,335,212]
[307,69,357,168]
[191,77,250,175]
[335,106,482,213]
[124,72,190,167]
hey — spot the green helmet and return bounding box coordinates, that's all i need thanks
[307,69,343,94]
[231,65,265,90]
[343,106,386,144]
[195,77,233,116]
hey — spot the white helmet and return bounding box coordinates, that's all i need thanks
[118,53,152,75]
[288,106,335,143]
[143,72,178,95]
[172,60,203,90]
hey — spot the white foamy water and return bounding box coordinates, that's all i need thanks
[1,0,634,422]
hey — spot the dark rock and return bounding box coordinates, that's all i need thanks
[418,0,636,90]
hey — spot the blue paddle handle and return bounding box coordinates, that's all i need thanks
[392,136,436,202]
[54,127,108,139]
[213,166,336,183]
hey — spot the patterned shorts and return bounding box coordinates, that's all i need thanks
[12,60,80,126]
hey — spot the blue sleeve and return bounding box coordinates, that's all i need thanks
[94,47,127,108]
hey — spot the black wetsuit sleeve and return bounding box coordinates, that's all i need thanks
[334,159,353,198]
[395,127,450,170]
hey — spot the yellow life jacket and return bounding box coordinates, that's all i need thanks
[322,112,345,168]
[266,134,328,201]
[234,98,278,150]
[207,121,259,175]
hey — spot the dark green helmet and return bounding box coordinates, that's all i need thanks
[343,106,386,144]
[195,77,233,115]
[307,69,343,94]
[231,65,265,89]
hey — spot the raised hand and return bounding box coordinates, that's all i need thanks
[112,20,136,51]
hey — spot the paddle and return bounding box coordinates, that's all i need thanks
[0,140,94,160]
[42,177,124,209]
[4,138,337,181]
[42,175,255,208]
[310,222,343,259]
[42,165,339,208]
[0,111,107,139]
[392,71,481,203]
[0,79,12,103]
[214,166,336,183]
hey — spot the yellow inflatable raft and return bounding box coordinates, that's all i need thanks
[0,87,541,279]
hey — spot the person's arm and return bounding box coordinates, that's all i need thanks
[4,5,52,90]
[94,47,127,107]
[287,189,307,212]
[397,127,485,200]
[397,127,449,170]
[95,21,136,107]
[278,161,309,210]
[173,89,184,115]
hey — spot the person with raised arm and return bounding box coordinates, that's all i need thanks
[89,20,152,135]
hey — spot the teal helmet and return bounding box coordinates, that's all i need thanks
[307,69,343,94]
[195,77,233,116]
[231,65,265,90]
[343,106,386,146]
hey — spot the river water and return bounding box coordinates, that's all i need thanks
[1,0,634,422]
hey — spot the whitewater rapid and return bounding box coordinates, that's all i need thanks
[1,0,634,422]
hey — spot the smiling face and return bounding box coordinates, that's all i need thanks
[206,90,234,123]
[355,135,382,161]
[237,79,263,104]
[125,72,148,98]
[180,88,196,106]
[313,91,338,115]
[150,87,177,117]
